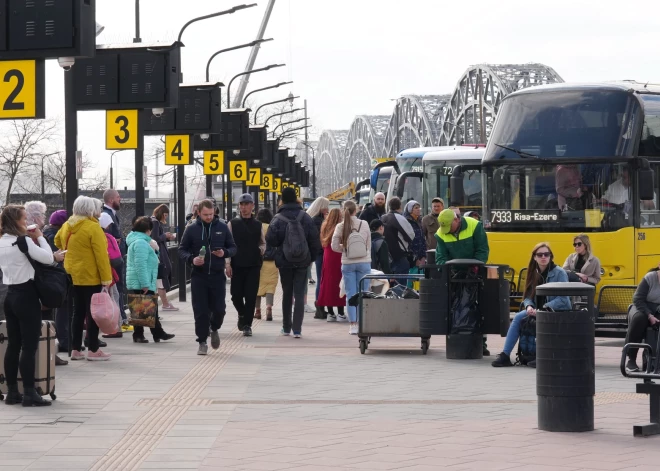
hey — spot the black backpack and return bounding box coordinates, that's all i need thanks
[516,315,536,366]
[274,212,310,265]
[15,236,71,309]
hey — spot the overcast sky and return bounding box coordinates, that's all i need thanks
[35,0,660,191]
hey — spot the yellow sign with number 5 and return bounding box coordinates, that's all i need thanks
[229,161,247,181]
[203,151,224,175]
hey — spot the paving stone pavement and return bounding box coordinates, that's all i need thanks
[1,279,660,471]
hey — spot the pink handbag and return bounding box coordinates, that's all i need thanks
[90,287,120,335]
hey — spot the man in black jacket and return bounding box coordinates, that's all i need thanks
[370,220,391,275]
[179,199,237,355]
[359,192,386,225]
[380,197,415,285]
[226,194,265,337]
[266,188,321,338]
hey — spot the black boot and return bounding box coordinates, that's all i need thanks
[483,338,490,356]
[4,384,23,405]
[22,387,51,407]
[314,306,327,320]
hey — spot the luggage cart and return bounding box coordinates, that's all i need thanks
[357,274,428,354]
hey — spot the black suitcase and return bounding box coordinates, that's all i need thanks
[0,320,57,400]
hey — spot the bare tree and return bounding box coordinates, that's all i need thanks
[0,119,59,204]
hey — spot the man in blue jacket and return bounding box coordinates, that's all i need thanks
[179,199,237,355]
[266,188,321,338]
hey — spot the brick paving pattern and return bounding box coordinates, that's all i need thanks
[1,279,659,470]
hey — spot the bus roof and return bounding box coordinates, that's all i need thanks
[395,146,446,159]
[506,81,660,98]
[422,146,485,162]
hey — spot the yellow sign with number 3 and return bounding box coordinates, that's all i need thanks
[106,110,139,149]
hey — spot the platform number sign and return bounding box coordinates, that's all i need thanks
[281,181,289,191]
[203,151,224,175]
[294,186,301,198]
[165,135,191,165]
[259,192,265,202]
[229,161,247,181]
[106,110,139,149]
[261,173,272,191]
[0,60,45,119]
[247,167,261,187]
[273,177,281,194]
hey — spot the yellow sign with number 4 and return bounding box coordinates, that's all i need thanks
[229,161,247,181]
[165,135,191,165]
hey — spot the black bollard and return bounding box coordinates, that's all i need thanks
[535,282,595,432]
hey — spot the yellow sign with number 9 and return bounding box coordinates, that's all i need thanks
[273,178,281,194]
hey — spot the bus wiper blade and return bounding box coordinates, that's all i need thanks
[494,143,539,159]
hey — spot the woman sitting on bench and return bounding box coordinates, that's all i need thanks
[625,264,660,372]
[562,234,601,286]
[492,242,571,368]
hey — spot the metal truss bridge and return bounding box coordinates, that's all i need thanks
[307,63,564,196]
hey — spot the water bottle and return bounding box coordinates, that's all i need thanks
[199,246,206,259]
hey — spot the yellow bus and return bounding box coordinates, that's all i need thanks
[478,82,660,288]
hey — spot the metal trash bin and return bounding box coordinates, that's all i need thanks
[358,274,428,354]
[535,282,595,432]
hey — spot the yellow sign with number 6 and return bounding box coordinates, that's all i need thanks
[203,151,224,175]
[229,161,247,181]
[165,135,190,165]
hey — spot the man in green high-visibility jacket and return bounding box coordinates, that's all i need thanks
[435,208,491,355]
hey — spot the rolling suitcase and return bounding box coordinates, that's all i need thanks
[0,320,57,401]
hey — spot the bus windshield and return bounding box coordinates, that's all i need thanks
[483,89,640,161]
[397,157,423,173]
[640,95,660,157]
[423,162,482,214]
[482,162,660,232]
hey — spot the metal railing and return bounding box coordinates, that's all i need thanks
[168,245,191,291]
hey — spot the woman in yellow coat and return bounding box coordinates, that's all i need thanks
[255,208,278,321]
[55,196,113,361]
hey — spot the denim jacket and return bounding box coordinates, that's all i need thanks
[522,265,571,311]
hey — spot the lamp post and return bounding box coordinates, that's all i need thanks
[205,38,273,82]
[242,81,292,108]
[226,64,285,108]
[254,93,297,124]
[278,124,311,141]
[264,107,303,127]
[271,117,308,138]
[110,149,125,189]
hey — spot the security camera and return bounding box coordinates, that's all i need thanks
[233,150,240,156]
[200,133,210,142]
[58,57,75,71]
[152,108,165,118]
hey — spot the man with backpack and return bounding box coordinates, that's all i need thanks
[266,187,321,338]
[370,220,391,275]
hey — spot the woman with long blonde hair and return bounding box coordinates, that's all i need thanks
[331,200,372,334]
[492,242,570,368]
[317,208,345,321]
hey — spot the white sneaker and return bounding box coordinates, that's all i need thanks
[327,314,337,322]
[304,304,315,313]
[349,324,359,335]
[337,314,348,323]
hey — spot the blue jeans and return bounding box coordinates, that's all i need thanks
[503,310,528,355]
[390,258,410,286]
[315,253,323,300]
[341,262,371,323]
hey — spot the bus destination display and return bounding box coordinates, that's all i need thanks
[490,209,560,225]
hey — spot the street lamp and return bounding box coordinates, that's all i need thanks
[178,4,257,43]
[264,107,303,127]
[254,92,296,124]
[271,117,308,138]
[205,38,273,82]
[278,124,312,141]
[227,64,285,107]
[242,81,292,108]
[110,149,126,189]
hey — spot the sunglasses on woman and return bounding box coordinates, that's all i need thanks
[573,242,583,247]
[535,252,551,258]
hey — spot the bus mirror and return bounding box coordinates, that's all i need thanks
[639,167,655,201]
[450,167,464,206]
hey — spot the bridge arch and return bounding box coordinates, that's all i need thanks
[439,63,564,145]
[344,115,389,185]
[316,130,348,196]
